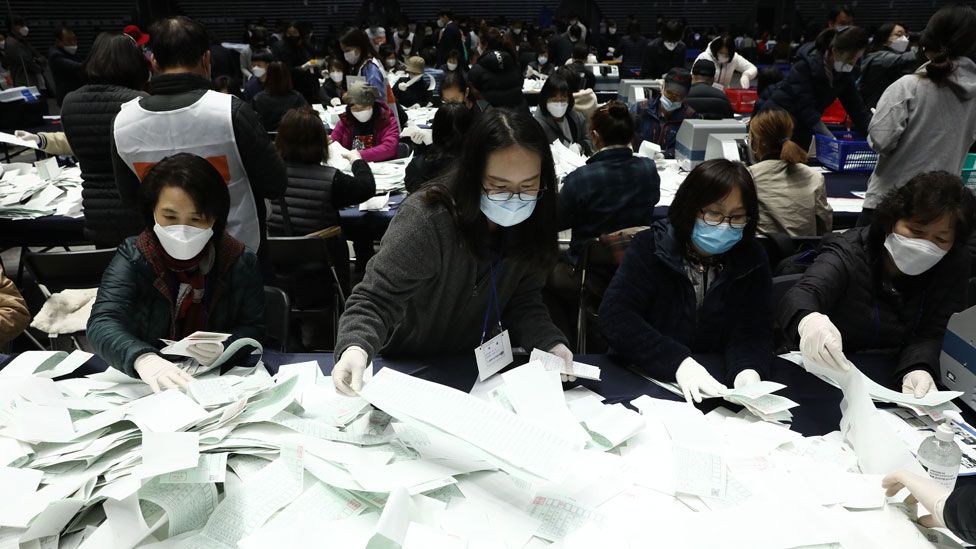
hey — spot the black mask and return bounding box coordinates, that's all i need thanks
[286,35,300,45]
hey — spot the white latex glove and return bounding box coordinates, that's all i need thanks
[133,354,193,393]
[330,97,342,107]
[333,346,369,396]
[798,312,854,373]
[398,81,410,91]
[883,470,951,529]
[739,75,751,88]
[733,369,761,390]
[339,148,361,162]
[187,341,224,367]
[676,357,729,404]
[549,343,576,382]
[902,369,937,399]
[14,130,41,146]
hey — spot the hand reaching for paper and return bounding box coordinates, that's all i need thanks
[798,312,855,373]
[548,343,576,382]
[902,369,937,399]
[333,346,369,396]
[882,470,951,529]
[133,354,193,393]
[733,369,761,389]
[187,341,224,367]
[676,357,729,404]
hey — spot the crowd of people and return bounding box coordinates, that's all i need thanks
[1,3,976,539]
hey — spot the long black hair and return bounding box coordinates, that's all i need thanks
[919,4,976,102]
[667,159,759,253]
[425,101,475,165]
[869,22,905,53]
[423,108,559,267]
[339,27,378,69]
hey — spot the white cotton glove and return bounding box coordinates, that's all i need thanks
[676,357,729,404]
[902,369,937,399]
[797,312,855,373]
[187,341,224,367]
[133,354,193,393]
[883,470,951,529]
[330,97,342,107]
[333,346,369,396]
[548,343,576,382]
[339,148,362,162]
[739,75,751,88]
[14,130,41,147]
[733,369,761,390]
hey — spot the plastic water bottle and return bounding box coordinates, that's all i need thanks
[918,420,962,490]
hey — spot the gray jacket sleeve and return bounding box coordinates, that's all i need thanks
[334,199,443,360]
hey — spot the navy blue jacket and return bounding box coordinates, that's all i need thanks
[631,96,695,159]
[598,221,774,384]
[558,147,660,262]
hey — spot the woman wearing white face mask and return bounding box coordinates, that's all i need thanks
[779,172,976,398]
[339,28,397,117]
[858,22,922,109]
[756,26,872,149]
[532,73,593,155]
[319,57,349,106]
[329,81,400,162]
[331,108,573,396]
[87,153,265,393]
[694,35,757,89]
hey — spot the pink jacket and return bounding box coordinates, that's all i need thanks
[330,102,399,162]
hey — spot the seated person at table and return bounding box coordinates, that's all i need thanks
[684,59,735,120]
[747,109,831,237]
[243,50,273,102]
[438,49,466,77]
[404,102,474,192]
[555,66,598,123]
[883,469,976,546]
[0,268,29,346]
[268,107,375,236]
[88,153,264,392]
[393,56,433,108]
[532,73,593,155]
[250,61,308,131]
[329,81,399,162]
[559,100,660,263]
[379,44,405,73]
[319,57,348,107]
[778,172,976,397]
[331,108,573,395]
[631,68,695,159]
[599,159,773,404]
[439,70,472,107]
[525,39,555,79]
[566,44,597,91]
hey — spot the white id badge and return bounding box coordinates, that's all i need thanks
[474,330,514,381]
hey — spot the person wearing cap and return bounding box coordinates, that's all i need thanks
[330,81,400,162]
[393,56,432,108]
[684,59,735,120]
[630,67,695,159]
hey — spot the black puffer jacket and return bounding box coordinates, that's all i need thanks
[61,84,146,247]
[268,160,376,236]
[467,50,526,110]
[858,48,922,109]
[778,226,970,385]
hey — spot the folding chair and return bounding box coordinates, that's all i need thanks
[263,285,290,352]
[21,248,116,351]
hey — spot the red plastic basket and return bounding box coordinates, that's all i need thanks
[821,99,848,125]
[724,88,758,114]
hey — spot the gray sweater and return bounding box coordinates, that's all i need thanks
[335,193,568,361]
[864,58,976,209]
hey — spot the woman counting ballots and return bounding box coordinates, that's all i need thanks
[331,108,573,396]
[599,159,773,404]
[87,154,265,393]
[778,172,976,397]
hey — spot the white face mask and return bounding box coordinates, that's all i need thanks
[833,60,855,73]
[513,28,522,35]
[18,27,28,37]
[663,41,678,51]
[889,35,910,53]
[0,41,5,49]
[403,48,412,55]
[251,66,266,78]
[329,71,344,83]
[343,49,360,65]
[153,221,214,261]
[884,232,948,276]
[537,55,548,65]
[547,101,569,118]
[717,54,730,64]
[447,62,458,71]
[64,45,78,55]
[385,58,396,68]
[608,27,617,35]
[352,107,373,123]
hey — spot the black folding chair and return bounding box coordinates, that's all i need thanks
[263,285,290,352]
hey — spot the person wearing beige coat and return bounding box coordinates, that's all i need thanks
[0,268,30,346]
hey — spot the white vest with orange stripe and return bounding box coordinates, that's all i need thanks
[113,90,261,251]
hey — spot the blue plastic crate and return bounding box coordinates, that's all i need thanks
[815,132,878,173]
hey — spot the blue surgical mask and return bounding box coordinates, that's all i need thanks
[691,218,743,255]
[660,95,682,112]
[479,195,536,227]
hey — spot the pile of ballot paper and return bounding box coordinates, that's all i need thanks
[0,160,83,220]
[325,141,408,195]
[0,348,967,549]
[550,140,588,181]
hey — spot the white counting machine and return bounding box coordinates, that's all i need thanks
[675,119,748,171]
[941,304,976,411]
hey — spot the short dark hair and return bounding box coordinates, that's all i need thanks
[423,101,475,172]
[54,26,74,42]
[553,65,582,93]
[667,159,759,252]
[447,49,461,60]
[339,27,378,63]
[149,16,210,70]
[7,15,25,30]
[275,106,328,164]
[814,26,868,55]
[872,171,976,249]
[539,73,575,112]
[441,70,468,95]
[423,108,559,268]
[572,44,588,61]
[263,61,293,95]
[692,59,716,78]
[82,32,149,90]
[212,75,235,93]
[251,50,274,64]
[662,19,684,42]
[589,100,635,147]
[140,153,231,239]
[569,25,582,40]
[438,10,454,19]
[828,4,855,23]
[378,44,395,58]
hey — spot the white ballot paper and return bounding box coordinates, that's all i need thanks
[529,348,602,381]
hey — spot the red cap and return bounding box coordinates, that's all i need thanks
[124,25,150,46]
